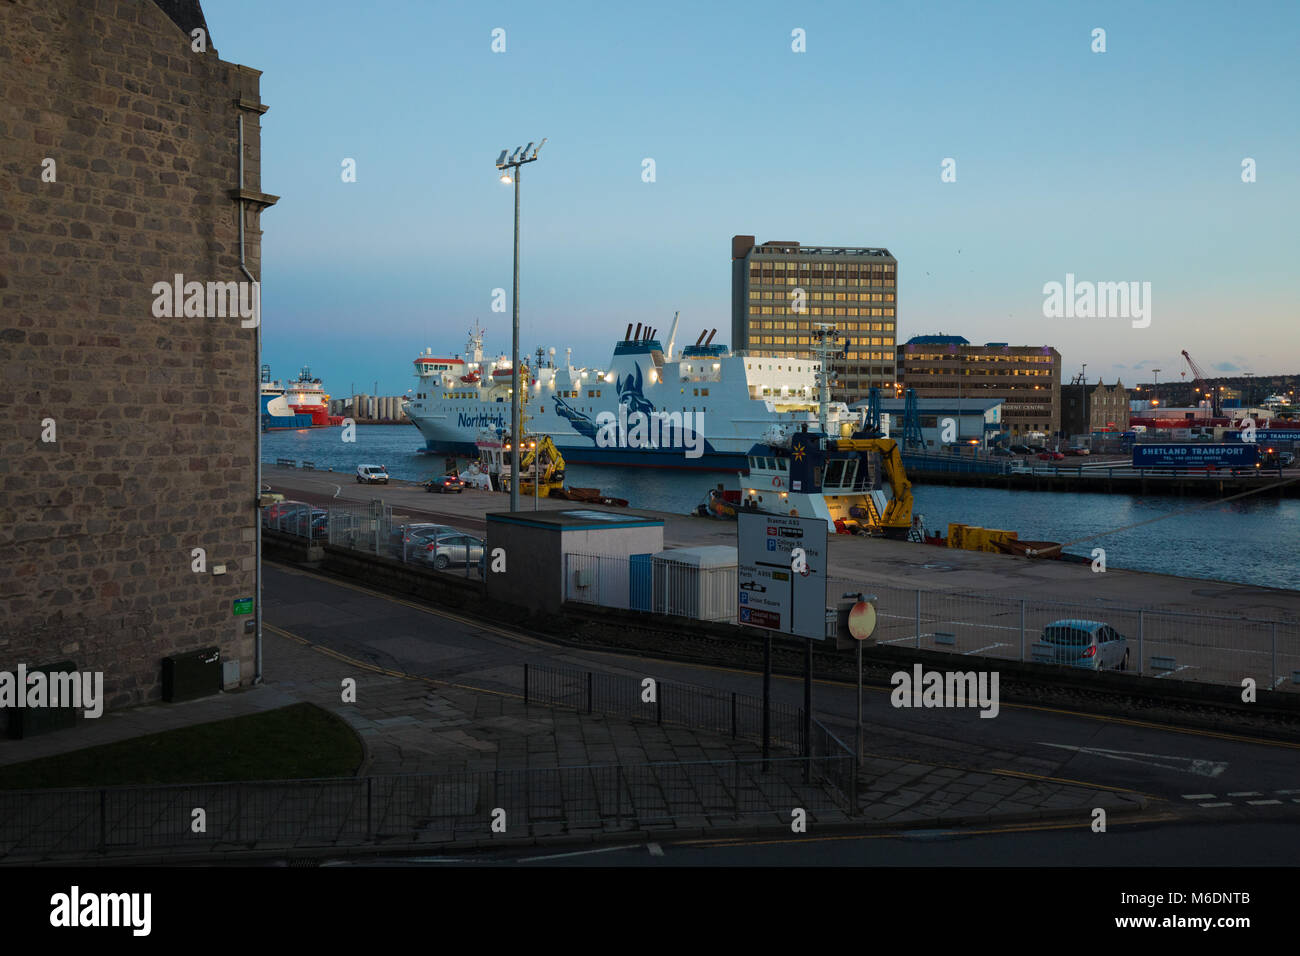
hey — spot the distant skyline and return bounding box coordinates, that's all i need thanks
[205,0,1300,397]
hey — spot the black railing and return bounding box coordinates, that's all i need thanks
[0,757,852,862]
[525,662,804,753]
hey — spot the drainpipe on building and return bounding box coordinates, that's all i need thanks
[238,114,263,686]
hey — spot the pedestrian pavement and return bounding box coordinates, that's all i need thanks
[0,629,1144,861]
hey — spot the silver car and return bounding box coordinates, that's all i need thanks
[388,523,460,561]
[1039,620,1129,671]
[418,533,485,571]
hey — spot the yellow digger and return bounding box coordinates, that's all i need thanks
[515,434,566,497]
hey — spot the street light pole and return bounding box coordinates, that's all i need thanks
[511,164,520,512]
[496,139,547,513]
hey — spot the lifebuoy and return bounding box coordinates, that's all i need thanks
[772,477,782,488]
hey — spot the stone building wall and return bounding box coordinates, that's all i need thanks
[0,0,275,710]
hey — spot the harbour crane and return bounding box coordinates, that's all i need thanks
[1180,350,1220,419]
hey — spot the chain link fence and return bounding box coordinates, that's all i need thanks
[834,577,1300,693]
[263,499,486,581]
[555,551,1299,693]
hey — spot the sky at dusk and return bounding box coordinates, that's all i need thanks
[204,0,1300,397]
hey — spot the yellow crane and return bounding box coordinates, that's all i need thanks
[827,437,914,537]
[516,434,566,497]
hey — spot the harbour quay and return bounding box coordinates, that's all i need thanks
[262,463,1300,622]
[901,452,1299,498]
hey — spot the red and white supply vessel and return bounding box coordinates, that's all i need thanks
[263,366,342,428]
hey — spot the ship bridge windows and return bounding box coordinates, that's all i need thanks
[822,458,860,491]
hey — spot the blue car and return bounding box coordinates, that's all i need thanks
[1037,619,1129,671]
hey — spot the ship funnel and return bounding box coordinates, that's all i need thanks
[634,323,642,340]
[625,323,633,341]
[695,330,707,346]
[705,328,717,346]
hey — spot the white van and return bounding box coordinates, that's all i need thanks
[356,464,389,484]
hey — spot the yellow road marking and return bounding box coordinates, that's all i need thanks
[678,811,1180,849]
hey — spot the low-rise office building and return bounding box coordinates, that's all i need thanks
[897,336,1061,439]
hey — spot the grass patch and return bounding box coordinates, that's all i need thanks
[0,703,363,790]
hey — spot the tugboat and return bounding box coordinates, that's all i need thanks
[724,324,917,539]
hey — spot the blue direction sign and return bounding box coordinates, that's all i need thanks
[1132,444,1259,468]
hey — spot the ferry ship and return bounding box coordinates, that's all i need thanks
[402,317,863,471]
[260,366,342,430]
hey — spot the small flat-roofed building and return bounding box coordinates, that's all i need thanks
[485,510,665,613]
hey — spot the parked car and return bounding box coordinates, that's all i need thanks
[262,500,312,533]
[1038,450,1065,461]
[1282,452,1296,468]
[991,447,1014,457]
[1009,444,1033,454]
[1038,620,1129,671]
[1066,447,1091,456]
[425,475,465,494]
[417,533,485,571]
[356,464,389,484]
[388,522,460,559]
[1026,444,1046,454]
[309,510,329,540]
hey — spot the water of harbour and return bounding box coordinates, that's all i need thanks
[262,425,1300,591]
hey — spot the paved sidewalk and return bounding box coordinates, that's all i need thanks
[0,630,1144,861]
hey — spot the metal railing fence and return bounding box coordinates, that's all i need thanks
[838,577,1300,693]
[0,757,850,861]
[565,552,735,622]
[525,662,804,753]
[263,499,486,580]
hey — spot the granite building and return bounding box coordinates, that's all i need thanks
[0,0,276,712]
[730,236,898,403]
[1062,379,1130,437]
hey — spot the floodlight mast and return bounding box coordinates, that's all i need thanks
[494,137,547,512]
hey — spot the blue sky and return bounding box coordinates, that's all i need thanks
[204,0,1299,397]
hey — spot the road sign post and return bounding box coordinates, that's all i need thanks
[763,631,771,769]
[837,593,878,769]
[737,512,829,773]
[804,638,812,782]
